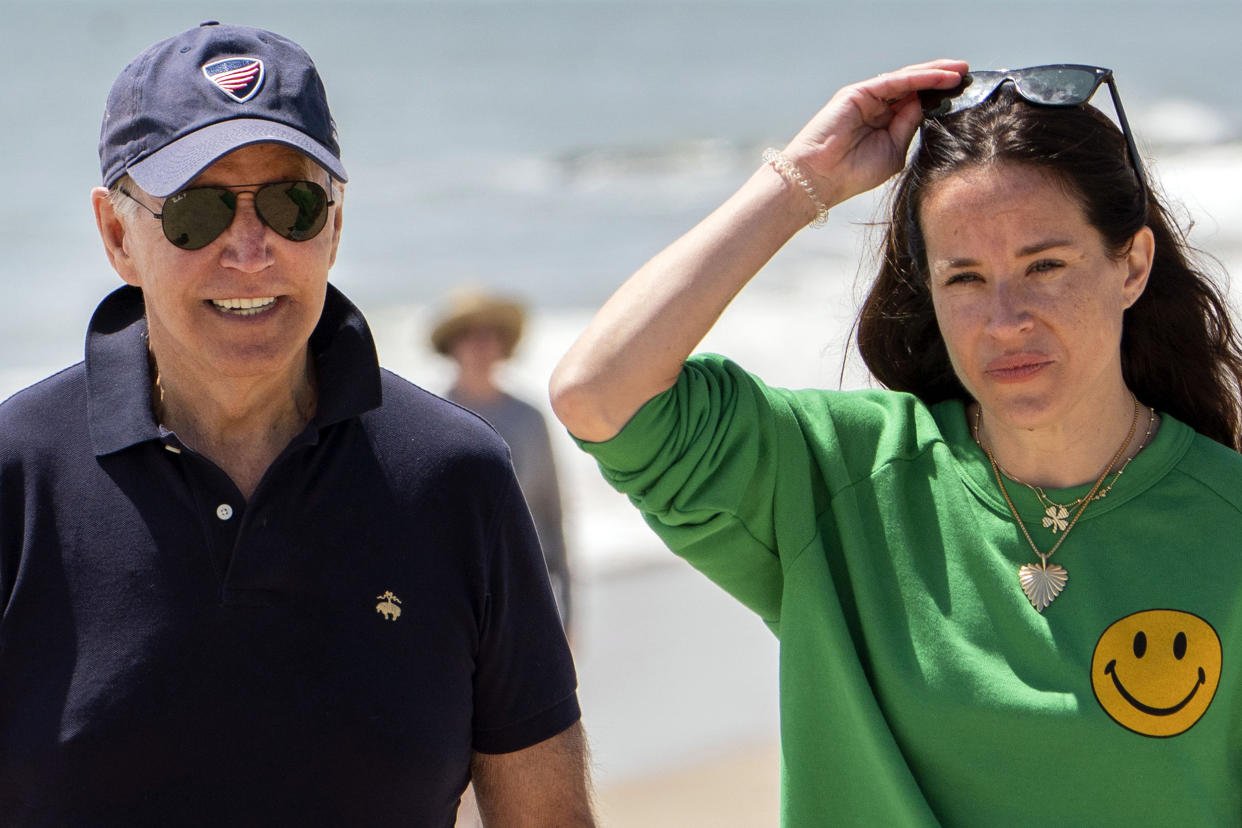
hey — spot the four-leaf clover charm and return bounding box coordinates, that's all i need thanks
[1041,504,1069,533]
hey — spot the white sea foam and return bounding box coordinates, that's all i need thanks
[1141,98,1237,148]
[1155,143,1242,241]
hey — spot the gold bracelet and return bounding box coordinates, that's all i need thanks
[762,147,829,228]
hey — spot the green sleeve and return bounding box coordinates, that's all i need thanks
[575,355,823,627]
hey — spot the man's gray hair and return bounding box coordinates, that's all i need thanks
[107,174,142,221]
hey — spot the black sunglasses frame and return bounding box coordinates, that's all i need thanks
[116,179,336,251]
[919,64,1147,206]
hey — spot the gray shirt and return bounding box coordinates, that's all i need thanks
[447,388,571,630]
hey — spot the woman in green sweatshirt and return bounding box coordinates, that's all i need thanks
[551,61,1242,825]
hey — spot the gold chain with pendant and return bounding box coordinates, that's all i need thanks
[989,406,1154,535]
[975,397,1140,612]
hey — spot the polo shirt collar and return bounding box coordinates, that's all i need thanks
[86,283,383,457]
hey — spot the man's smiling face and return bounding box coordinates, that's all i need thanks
[105,143,343,385]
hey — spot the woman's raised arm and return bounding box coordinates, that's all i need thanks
[549,60,967,443]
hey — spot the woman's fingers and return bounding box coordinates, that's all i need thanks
[856,61,969,114]
[885,94,930,151]
[784,60,968,205]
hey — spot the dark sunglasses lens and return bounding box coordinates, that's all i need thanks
[1015,67,1101,105]
[162,188,237,250]
[255,181,330,242]
[920,72,1000,118]
[918,85,958,117]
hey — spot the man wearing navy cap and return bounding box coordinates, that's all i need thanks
[0,22,592,825]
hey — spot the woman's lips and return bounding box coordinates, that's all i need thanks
[984,355,1053,383]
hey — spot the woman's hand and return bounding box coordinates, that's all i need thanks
[784,59,968,208]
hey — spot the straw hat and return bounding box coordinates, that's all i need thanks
[430,289,526,357]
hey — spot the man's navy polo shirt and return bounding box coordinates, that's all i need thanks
[0,285,580,825]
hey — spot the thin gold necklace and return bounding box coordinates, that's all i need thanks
[975,397,1140,612]
[991,406,1155,535]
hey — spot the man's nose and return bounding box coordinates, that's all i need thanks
[216,193,274,272]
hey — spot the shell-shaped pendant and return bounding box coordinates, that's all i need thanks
[1019,561,1068,612]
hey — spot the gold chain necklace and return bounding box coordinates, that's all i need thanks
[975,397,1140,612]
[992,406,1154,535]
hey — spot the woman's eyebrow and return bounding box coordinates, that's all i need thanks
[1017,238,1074,257]
[938,238,1076,269]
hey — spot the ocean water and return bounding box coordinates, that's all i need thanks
[3,0,1241,397]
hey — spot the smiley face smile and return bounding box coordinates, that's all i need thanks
[1104,660,1205,716]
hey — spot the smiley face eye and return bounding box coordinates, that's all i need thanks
[1133,631,1147,658]
[1174,631,1187,660]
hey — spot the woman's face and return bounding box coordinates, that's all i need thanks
[921,162,1152,432]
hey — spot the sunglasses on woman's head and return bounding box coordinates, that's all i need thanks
[117,180,334,250]
[918,64,1147,202]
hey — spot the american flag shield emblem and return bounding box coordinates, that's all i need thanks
[202,58,265,103]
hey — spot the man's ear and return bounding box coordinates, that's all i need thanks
[92,186,142,287]
[326,187,344,270]
[1121,225,1155,310]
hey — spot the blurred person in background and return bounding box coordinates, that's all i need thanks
[0,21,591,826]
[551,59,1242,825]
[432,289,573,636]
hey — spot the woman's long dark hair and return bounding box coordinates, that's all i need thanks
[857,85,1242,450]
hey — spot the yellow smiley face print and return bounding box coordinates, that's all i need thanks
[1091,609,1222,737]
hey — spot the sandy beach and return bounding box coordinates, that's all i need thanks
[595,738,780,827]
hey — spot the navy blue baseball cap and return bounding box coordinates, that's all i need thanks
[99,22,347,197]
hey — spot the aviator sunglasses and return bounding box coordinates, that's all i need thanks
[117,179,335,250]
[918,64,1147,201]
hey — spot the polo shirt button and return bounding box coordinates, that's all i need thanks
[216,504,234,521]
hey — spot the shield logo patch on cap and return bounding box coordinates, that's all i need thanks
[202,57,265,103]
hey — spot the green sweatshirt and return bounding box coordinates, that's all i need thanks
[578,354,1242,827]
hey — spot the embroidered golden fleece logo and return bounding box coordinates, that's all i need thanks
[375,590,402,621]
